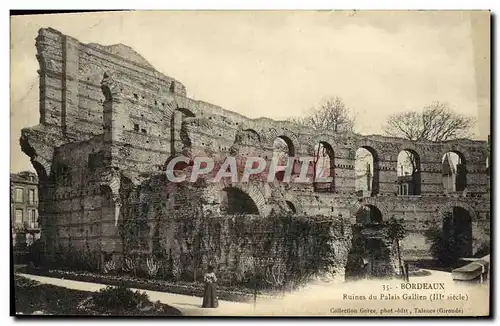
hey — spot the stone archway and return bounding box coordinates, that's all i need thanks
[264,128,300,151]
[212,181,270,217]
[221,187,260,214]
[344,224,396,280]
[345,201,396,280]
[283,194,303,214]
[438,202,475,257]
[241,129,262,143]
[397,148,421,195]
[355,205,383,225]
[355,145,380,196]
[312,141,335,192]
[438,201,477,223]
[441,150,467,192]
[349,199,390,222]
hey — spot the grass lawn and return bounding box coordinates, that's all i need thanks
[13,275,182,316]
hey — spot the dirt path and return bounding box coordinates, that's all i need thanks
[17,273,250,316]
[17,270,489,316]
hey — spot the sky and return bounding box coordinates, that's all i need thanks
[10,11,490,173]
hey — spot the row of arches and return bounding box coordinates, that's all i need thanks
[272,136,470,195]
[354,204,473,257]
[220,186,474,259]
[220,186,299,215]
[346,203,475,280]
[170,108,474,196]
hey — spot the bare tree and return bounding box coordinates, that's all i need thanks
[385,101,475,174]
[288,97,355,186]
[289,97,356,133]
[384,101,475,142]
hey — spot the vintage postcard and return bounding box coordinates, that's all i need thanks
[10,10,491,317]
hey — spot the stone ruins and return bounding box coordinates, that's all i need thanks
[20,28,490,281]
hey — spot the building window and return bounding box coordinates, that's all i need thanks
[29,210,37,228]
[15,188,24,203]
[28,189,35,204]
[15,209,23,225]
[398,183,410,196]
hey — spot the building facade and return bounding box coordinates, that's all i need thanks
[19,28,490,279]
[11,171,40,248]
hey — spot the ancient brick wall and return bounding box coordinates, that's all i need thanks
[21,28,490,276]
[115,176,351,285]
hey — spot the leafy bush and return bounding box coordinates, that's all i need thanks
[14,275,182,316]
[245,214,345,291]
[14,275,90,315]
[36,269,259,302]
[14,275,40,288]
[49,245,100,272]
[386,216,407,276]
[90,285,150,312]
[425,214,470,268]
[103,260,117,274]
[122,256,140,276]
[474,243,490,258]
[146,258,160,277]
[427,228,467,267]
[27,239,46,267]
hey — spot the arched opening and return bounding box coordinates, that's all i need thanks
[171,108,195,153]
[355,146,379,196]
[313,142,335,192]
[396,149,421,195]
[345,225,394,280]
[221,187,259,215]
[442,207,473,257]
[242,129,261,142]
[273,136,294,162]
[442,151,466,192]
[285,200,297,213]
[355,205,383,225]
[363,238,392,278]
[272,136,295,181]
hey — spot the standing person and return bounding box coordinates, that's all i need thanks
[362,257,369,279]
[404,262,410,282]
[202,265,219,308]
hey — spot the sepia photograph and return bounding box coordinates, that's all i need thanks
[9,10,491,317]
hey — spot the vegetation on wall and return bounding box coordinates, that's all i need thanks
[51,242,101,272]
[386,216,407,275]
[425,212,470,268]
[344,223,397,280]
[115,181,349,291]
[31,178,350,292]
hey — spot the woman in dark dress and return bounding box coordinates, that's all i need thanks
[202,265,219,308]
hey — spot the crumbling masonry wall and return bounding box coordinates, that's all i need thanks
[113,175,351,285]
[21,28,490,276]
